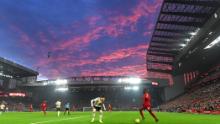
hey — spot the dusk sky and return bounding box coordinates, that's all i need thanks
[0,0,162,80]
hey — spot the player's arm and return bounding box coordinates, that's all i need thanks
[102,103,106,111]
[91,99,95,108]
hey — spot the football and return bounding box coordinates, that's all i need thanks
[135,118,140,124]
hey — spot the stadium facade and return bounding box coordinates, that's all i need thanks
[0,57,38,90]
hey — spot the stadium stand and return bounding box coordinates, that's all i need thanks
[160,64,220,114]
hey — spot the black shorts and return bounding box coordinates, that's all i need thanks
[56,108,61,111]
[65,108,70,111]
[94,106,102,111]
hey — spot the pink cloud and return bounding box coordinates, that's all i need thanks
[108,0,162,31]
[96,44,147,63]
[26,0,162,79]
[54,26,104,51]
[9,25,36,48]
[86,16,101,26]
[34,44,148,78]
[38,32,48,43]
[51,0,162,52]
[81,64,147,78]
[64,44,148,68]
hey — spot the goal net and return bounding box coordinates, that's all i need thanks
[83,107,92,112]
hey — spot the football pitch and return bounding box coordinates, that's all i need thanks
[0,111,219,124]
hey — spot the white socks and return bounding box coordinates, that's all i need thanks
[99,111,103,121]
[57,111,60,117]
[91,110,103,123]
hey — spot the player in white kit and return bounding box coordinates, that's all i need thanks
[55,100,62,117]
[90,96,106,123]
[0,103,5,115]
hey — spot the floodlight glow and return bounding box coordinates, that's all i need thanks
[132,86,139,91]
[124,86,139,91]
[189,32,196,35]
[118,77,141,84]
[127,77,141,84]
[118,78,122,83]
[214,13,218,18]
[180,44,186,47]
[55,79,68,85]
[189,28,200,36]
[55,87,68,92]
[185,39,190,42]
[204,35,220,49]
[124,86,132,90]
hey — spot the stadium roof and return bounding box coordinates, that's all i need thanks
[0,57,39,78]
[147,0,220,74]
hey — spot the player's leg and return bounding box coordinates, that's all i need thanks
[148,108,159,122]
[91,108,96,122]
[57,108,60,117]
[64,109,66,115]
[139,107,145,120]
[43,110,46,115]
[99,109,103,123]
[68,109,70,115]
[44,108,47,115]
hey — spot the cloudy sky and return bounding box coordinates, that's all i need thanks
[0,0,162,80]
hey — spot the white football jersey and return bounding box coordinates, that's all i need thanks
[91,97,106,110]
[55,101,61,108]
[0,104,5,109]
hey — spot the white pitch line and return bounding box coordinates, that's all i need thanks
[30,116,87,124]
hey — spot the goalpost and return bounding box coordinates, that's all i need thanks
[83,107,92,112]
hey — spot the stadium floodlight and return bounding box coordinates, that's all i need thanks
[180,44,186,47]
[214,13,218,18]
[119,77,141,84]
[189,28,200,36]
[55,87,68,92]
[118,78,122,83]
[185,39,190,42]
[55,79,68,85]
[204,35,220,49]
[189,32,196,36]
[132,86,139,91]
[124,86,139,91]
[127,77,141,84]
[209,32,213,35]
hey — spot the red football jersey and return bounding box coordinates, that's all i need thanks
[143,93,151,106]
[41,103,47,109]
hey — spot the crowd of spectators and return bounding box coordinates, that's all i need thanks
[160,82,220,114]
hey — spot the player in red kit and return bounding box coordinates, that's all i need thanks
[41,100,47,116]
[29,104,33,112]
[108,104,112,112]
[139,89,159,122]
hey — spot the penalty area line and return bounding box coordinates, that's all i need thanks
[30,116,87,124]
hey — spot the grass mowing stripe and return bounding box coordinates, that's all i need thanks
[30,116,88,124]
[0,112,219,124]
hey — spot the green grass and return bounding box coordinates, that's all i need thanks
[0,111,219,124]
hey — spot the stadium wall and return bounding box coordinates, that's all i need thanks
[163,75,185,101]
